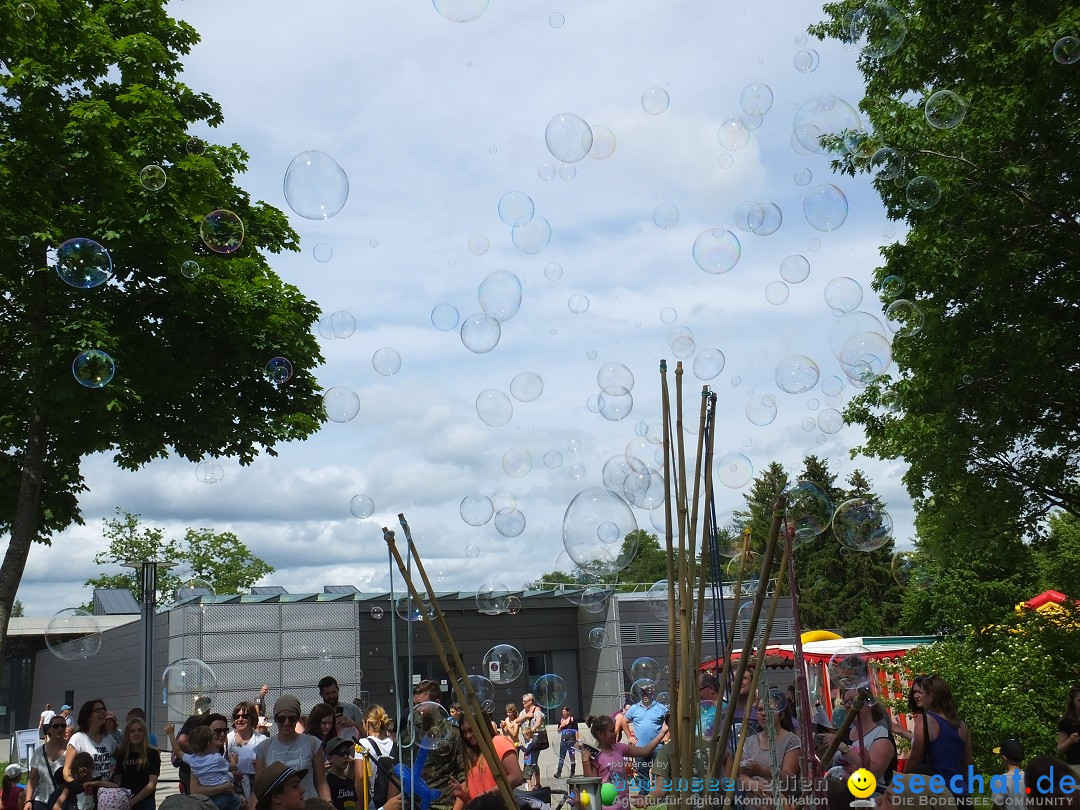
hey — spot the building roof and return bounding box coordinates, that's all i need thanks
[92,588,141,615]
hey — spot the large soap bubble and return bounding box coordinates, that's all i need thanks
[803,185,849,231]
[72,349,116,388]
[284,151,349,220]
[45,608,102,660]
[433,0,489,23]
[453,675,496,713]
[833,498,893,551]
[1054,36,1080,65]
[478,270,523,322]
[545,114,593,163]
[630,656,661,682]
[323,387,360,423]
[349,494,375,519]
[870,147,905,180]
[641,86,670,115]
[775,355,820,394]
[162,657,217,717]
[717,117,750,150]
[780,254,810,284]
[891,551,935,589]
[460,313,501,353]
[828,311,886,358]
[693,348,726,380]
[589,125,617,159]
[533,674,568,708]
[716,452,754,489]
[56,237,112,288]
[745,394,777,426]
[906,176,941,210]
[792,95,863,154]
[740,82,774,115]
[510,372,544,402]
[502,448,532,478]
[201,210,244,254]
[460,494,494,526]
[431,304,460,331]
[372,348,401,376]
[476,582,511,615]
[885,299,925,336]
[598,389,634,421]
[692,228,742,274]
[513,215,552,255]
[403,701,454,750]
[482,644,524,683]
[849,2,907,59]
[498,191,534,226]
[562,487,638,573]
[494,507,526,537]
[598,362,635,392]
[476,389,513,428]
[783,480,834,545]
[924,90,967,129]
[824,277,864,315]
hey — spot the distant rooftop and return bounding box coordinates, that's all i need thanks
[93,588,141,615]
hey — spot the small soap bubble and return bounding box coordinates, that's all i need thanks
[692,228,742,274]
[72,349,116,388]
[717,117,750,150]
[849,1,908,59]
[641,87,670,115]
[803,184,849,231]
[479,269,523,322]
[465,544,481,558]
[140,164,167,191]
[716,452,754,488]
[765,281,790,305]
[181,260,201,279]
[717,154,734,169]
[369,239,379,248]
[745,394,778,426]
[460,495,494,527]
[545,113,593,164]
[924,90,967,129]
[549,11,565,28]
[431,303,460,331]
[660,307,677,324]
[544,450,564,469]
[906,176,941,210]
[323,387,361,423]
[589,125,617,160]
[349,495,375,519]
[498,191,534,226]
[201,210,244,254]
[740,82,774,115]
[512,215,551,254]
[330,311,356,339]
[808,238,822,252]
[460,313,502,353]
[502,448,532,478]
[793,48,820,73]
[568,293,590,314]
[476,389,513,427]
[558,163,576,182]
[824,277,863,314]
[17,3,35,21]
[544,262,563,281]
[186,136,206,155]
[780,254,810,284]
[793,167,812,186]
[494,507,526,537]
[870,147,905,180]
[693,348,726,381]
[372,348,402,376]
[885,299,925,336]
[510,372,544,402]
[588,627,607,648]
[568,463,586,480]
[1054,36,1080,65]
[194,462,224,484]
[653,204,679,230]
[312,243,333,262]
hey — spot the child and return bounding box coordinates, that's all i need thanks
[50,753,95,810]
[992,739,1026,810]
[580,714,667,809]
[166,723,241,810]
[3,764,25,810]
[323,737,358,810]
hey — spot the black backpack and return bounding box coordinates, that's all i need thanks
[45,769,79,810]
[364,737,399,808]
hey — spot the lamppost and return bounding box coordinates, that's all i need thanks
[122,560,176,732]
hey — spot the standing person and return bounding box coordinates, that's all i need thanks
[64,699,118,787]
[906,675,973,804]
[113,717,160,810]
[448,711,522,810]
[580,714,667,810]
[321,738,357,810]
[227,703,267,802]
[318,678,363,739]
[1055,684,1080,765]
[39,705,56,739]
[411,681,463,810]
[27,714,68,810]
[612,702,635,745]
[253,687,271,725]
[355,706,398,810]
[624,687,667,790]
[991,738,1026,810]
[518,694,546,791]
[498,705,521,755]
[253,696,330,808]
[60,707,74,732]
[554,707,578,779]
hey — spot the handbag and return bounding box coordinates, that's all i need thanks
[96,788,132,810]
[533,722,550,751]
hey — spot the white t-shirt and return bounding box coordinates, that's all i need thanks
[356,736,394,760]
[227,731,267,775]
[40,709,56,729]
[29,744,66,802]
[255,734,322,799]
[68,732,118,781]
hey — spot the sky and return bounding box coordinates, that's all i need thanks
[18,0,917,617]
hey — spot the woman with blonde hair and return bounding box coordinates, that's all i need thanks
[113,717,160,810]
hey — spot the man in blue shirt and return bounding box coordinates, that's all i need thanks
[624,687,667,793]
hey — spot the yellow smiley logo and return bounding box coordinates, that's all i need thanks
[847,768,877,798]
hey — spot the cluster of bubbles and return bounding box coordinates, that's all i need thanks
[317,311,357,340]
[265,357,294,386]
[194,461,224,484]
[588,361,635,422]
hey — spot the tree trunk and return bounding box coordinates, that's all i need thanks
[0,406,49,668]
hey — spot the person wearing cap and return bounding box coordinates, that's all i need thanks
[253,762,307,810]
[252,696,330,809]
[322,737,358,810]
[992,739,1026,810]
[60,705,74,730]
[3,764,25,810]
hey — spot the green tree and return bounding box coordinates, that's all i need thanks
[898,603,1080,775]
[1030,512,1080,599]
[11,599,23,618]
[0,0,325,665]
[85,510,273,604]
[808,1,1080,563]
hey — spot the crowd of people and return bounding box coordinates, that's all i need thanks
[9,675,1080,810]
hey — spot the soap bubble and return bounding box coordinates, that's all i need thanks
[56,238,112,288]
[568,294,590,314]
[833,498,893,551]
[598,362,634,392]
[821,375,845,397]
[588,627,607,648]
[431,304,459,331]
[498,191,534,226]
[891,551,935,589]
[549,11,565,28]
[794,167,813,186]
[716,452,754,488]
[718,154,734,169]
[265,357,293,385]
[780,254,810,284]
[510,372,544,402]
[641,87,670,115]
[906,176,941,210]
[194,462,224,484]
[589,125,617,159]
[329,311,356,339]
[740,82,774,115]
[46,608,102,661]
[924,90,967,129]
[784,480,834,545]
[140,164,166,191]
[882,275,905,297]
[513,215,552,254]
[284,151,349,220]
[453,675,496,714]
[476,389,513,427]
[622,468,664,510]
[1054,36,1080,65]
[323,387,361,423]
[803,184,849,231]
[479,270,523,322]
[483,644,525,683]
[533,674,568,708]
[185,136,205,155]
[870,147,905,180]
[494,508,526,537]
[433,0,488,23]
[693,348,726,381]
[201,210,244,254]
[162,658,217,717]
[775,355,820,394]
[394,594,426,622]
[727,553,762,595]
[468,234,490,256]
[717,117,750,150]
[630,657,661,683]
[838,330,893,379]
[349,494,375,519]
[544,262,564,281]
[885,299,925,336]
[817,408,844,434]
[545,113,593,163]
[599,388,634,422]
[370,606,384,619]
[476,582,511,615]
[178,260,200,280]
[745,394,777,426]
[828,311,886,358]
[311,243,333,262]
[792,94,863,154]
[748,202,783,235]
[562,487,638,573]
[17,3,35,20]
[793,48,820,73]
[692,228,742,274]
[72,349,116,388]
[460,313,502,353]
[502,448,532,478]
[403,700,454,751]
[653,204,679,230]
[824,277,864,314]
[568,464,586,480]
[460,496,495,527]
[372,348,401,376]
[765,281,790,305]
[849,2,907,59]
[660,307,677,324]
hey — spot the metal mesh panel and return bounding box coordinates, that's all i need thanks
[281,655,357,690]
[281,602,347,630]
[204,602,280,632]
[202,631,282,663]
[204,657,280,690]
[183,633,201,658]
[183,605,204,634]
[281,630,356,658]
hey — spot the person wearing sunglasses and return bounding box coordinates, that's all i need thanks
[228,703,267,801]
[251,696,330,809]
[25,718,68,810]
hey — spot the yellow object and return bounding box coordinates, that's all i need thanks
[579,793,590,807]
[801,630,842,644]
[847,768,877,798]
